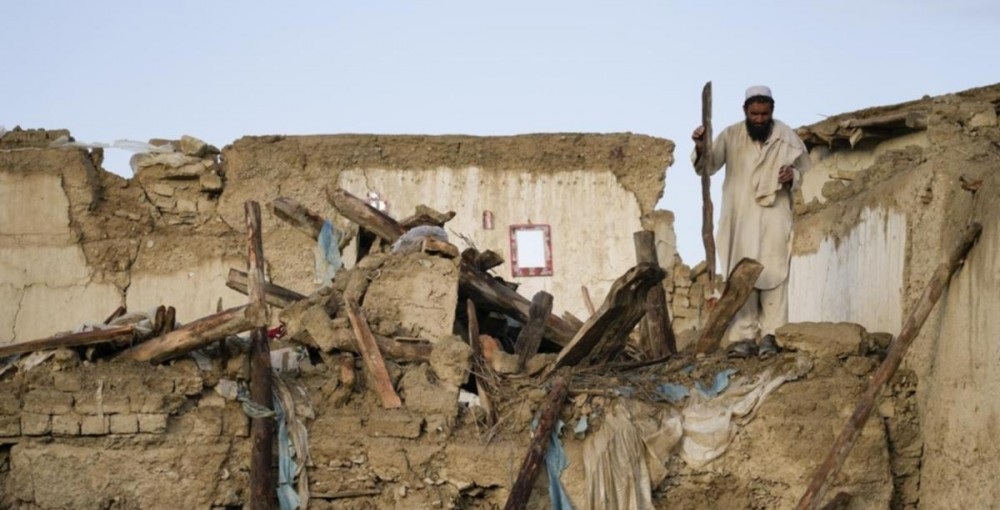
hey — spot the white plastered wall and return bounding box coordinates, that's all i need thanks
[789,207,906,335]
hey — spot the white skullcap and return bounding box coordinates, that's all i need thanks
[745,85,773,99]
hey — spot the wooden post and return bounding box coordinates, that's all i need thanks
[634,230,677,356]
[227,268,307,309]
[163,306,176,334]
[503,376,569,510]
[0,325,135,358]
[694,258,764,354]
[514,291,554,371]
[467,299,496,425]
[246,201,275,510]
[547,264,665,372]
[345,301,402,409]
[795,222,982,510]
[118,305,256,363]
[697,81,717,289]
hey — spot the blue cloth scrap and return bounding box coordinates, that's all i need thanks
[274,396,300,510]
[693,368,737,398]
[655,383,690,404]
[544,420,574,510]
[315,220,343,284]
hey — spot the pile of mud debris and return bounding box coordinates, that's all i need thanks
[0,180,913,510]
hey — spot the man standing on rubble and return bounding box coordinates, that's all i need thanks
[691,85,810,358]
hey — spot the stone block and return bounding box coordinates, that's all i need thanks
[180,407,222,436]
[777,322,866,359]
[75,392,130,415]
[52,414,81,436]
[81,415,109,436]
[52,372,82,392]
[109,414,139,434]
[0,415,20,436]
[0,391,21,415]
[176,198,198,213]
[367,410,423,439]
[199,172,223,192]
[21,413,51,436]
[23,390,73,415]
[129,392,166,414]
[137,414,168,434]
[151,183,175,197]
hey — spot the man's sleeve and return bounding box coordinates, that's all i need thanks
[690,126,728,177]
[791,138,810,191]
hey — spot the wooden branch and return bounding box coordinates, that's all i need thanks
[514,291,554,371]
[796,222,982,510]
[345,301,402,409]
[119,305,255,363]
[325,187,406,243]
[581,286,596,316]
[634,230,676,356]
[467,299,496,425]
[698,81,717,290]
[152,306,166,336]
[246,201,275,510]
[292,323,432,361]
[227,268,307,309]
[459,262,577,346]
[0,325,135,359]
[503,376,569,510]
[548,264,665,372]
[695,258,764,354]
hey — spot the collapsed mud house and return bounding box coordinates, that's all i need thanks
[0,82,996,509]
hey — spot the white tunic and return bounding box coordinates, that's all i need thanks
[693,119,810,289]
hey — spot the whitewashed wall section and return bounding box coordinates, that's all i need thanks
[789,207,906,335]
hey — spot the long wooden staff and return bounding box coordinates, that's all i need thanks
[698,81,716,290]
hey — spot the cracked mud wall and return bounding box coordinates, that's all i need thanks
[787,83,1000,509]
[1,131,673,344]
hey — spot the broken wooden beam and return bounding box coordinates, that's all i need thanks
[345,300,402,409]
[271,196,326,239]
[796,222,982,510]
[475,250,505,271]
[514,291,554,371]
[246,200,276,510]
[547,263,665,372]
[694,258,764,355]
[325,187,406,243]
[227,268,307,309]
[399,205,456,229]
[503,375,569,510]
[119,305,256,363]
[102,305,126,325]
[459,261,577,346]
[467,299,496,425]
[0,325,136,359]
[634,230,677,356]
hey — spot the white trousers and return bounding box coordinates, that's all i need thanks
[724,278,788,344]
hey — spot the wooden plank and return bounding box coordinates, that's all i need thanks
[245,200,275,510]
[421,238,460,258]
[514,291,554,371]
[466,299,496,425]
[548,264,665,372]
[0,325,135,359]
[227,268,307,309]
[345,301,402,409]
[694,258,764,354]
[475,250,505,271]
[795,222,981,510]
[271,196,326,239]
[634,230,677,356]
[503,376,569,510]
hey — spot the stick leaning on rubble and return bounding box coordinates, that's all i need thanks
[795,222,982,510]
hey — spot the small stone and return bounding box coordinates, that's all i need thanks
[150,183,175,197]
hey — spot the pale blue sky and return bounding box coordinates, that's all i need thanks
[4,1,999,263]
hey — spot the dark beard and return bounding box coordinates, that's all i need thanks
[746,119,773,142]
